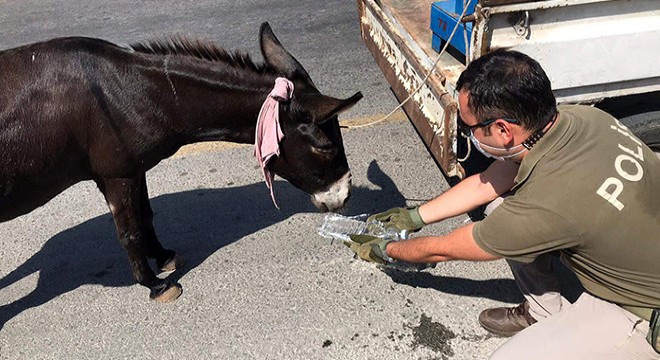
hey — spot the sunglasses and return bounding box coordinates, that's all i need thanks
[458,117,520,137]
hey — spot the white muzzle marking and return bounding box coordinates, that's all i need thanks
[311,172,351,212]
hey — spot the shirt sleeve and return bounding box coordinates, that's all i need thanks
[472,198,584,263]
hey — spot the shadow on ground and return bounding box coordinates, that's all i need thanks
[0,161,541,330]
[382,259,583,305]
[383,268,524,304]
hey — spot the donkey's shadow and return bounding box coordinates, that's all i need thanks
[0,161,519,330]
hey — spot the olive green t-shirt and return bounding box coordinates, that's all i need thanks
[473,105,660,308]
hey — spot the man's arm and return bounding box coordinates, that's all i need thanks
[385,223,500,263]
[418,160,519,224]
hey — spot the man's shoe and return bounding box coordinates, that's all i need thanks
[478,301,537,337]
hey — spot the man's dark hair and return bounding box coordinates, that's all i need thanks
[456,49,557,133]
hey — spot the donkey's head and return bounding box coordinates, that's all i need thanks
[258,23,362,212]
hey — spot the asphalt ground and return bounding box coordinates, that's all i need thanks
[0,118,521,360]
[0,1,524,359]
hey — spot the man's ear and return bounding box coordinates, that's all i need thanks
[297,92,363,124]
[259,22,315,86]
[494,119,516,143]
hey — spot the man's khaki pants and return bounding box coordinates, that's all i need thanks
[490,255,658,359]
[484,198,658,359]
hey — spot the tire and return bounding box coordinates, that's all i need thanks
[619,110,660,159]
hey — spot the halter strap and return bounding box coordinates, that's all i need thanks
[254,77,294,209]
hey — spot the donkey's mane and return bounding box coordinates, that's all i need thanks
[129,36,274,74]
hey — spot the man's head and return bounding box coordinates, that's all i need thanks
[457,49,556,133]
[456,50,557,161]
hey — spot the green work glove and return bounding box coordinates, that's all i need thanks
[368,206,425,232]
[344,234,394,265]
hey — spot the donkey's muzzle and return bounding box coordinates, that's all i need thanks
[310,172,351,213]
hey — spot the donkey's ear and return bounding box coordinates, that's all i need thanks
[301,92,364,124]
[260,22,314,85]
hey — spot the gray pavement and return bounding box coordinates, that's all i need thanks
[0,1,519,359]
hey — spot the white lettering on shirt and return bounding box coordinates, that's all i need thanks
[615,154,644,182]
[596,178,625,211]
[596,120,646,211]
[611,122,643,147]
[618,143,644,162]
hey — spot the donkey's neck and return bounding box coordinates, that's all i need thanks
[162,56,278,145]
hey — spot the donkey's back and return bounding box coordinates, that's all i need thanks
[0,37,161,221]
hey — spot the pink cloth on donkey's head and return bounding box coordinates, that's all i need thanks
[254,77,294,209]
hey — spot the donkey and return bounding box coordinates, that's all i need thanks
[0,23,362,302]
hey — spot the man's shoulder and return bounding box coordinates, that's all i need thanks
[558,104,615,124]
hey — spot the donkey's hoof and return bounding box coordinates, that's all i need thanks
[150,283,183,303]
[158,254,185,274]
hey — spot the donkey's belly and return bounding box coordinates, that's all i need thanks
[0,173,89,223]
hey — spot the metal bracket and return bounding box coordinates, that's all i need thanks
[513,11,530,37]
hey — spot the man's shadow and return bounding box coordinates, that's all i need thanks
[382,258,583,305]
[0,161,523,330]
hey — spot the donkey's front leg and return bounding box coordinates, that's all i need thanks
[99,177,182,302]
[138,174,184,274]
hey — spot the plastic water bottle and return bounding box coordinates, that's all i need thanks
[317,213,409,242]
[318,213,433,272]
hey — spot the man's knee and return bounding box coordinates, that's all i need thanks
[489,338,524,360]
[489,328,543,360]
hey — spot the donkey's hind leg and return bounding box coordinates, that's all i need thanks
[98,177,182,303]
[138,175,184,274]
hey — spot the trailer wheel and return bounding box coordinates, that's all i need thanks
[619,110,660,159]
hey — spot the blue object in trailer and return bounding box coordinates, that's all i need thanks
[431,0,477,56]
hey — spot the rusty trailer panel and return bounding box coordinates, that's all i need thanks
[357,0,465,179]
[357,0,660,181]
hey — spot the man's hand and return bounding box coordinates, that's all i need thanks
[344,234,393,264]
[368,207,425,232]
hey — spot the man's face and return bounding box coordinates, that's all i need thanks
[457,90,479,128]
[458,90,497,144]
[457,90,526,161]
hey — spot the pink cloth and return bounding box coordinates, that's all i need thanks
[254,77,294,209]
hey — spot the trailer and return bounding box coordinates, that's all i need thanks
[356,0,660,181]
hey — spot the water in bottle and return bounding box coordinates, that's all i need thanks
[317,213,408,242]
[317,213,434,272]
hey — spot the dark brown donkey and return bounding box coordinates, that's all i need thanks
[0,23,362,302]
